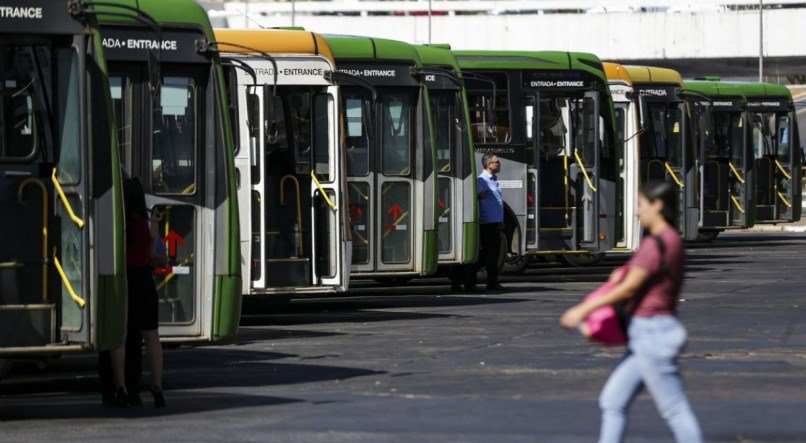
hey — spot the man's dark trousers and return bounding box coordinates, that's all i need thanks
[478,222,503,287]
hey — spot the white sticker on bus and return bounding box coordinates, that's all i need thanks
[498,180,523,189]
[355,225,366,231]
[172,266,190,275]
[396,225,408,231]
[439,217,449,223]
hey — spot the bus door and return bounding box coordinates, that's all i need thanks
[526,91,602,252]
[375,90,417,272]
[1,44,91,349]
[641,99,701,237]
[773,111,799,221]
[754,110,798,222]
[250,86,344,290]
[701,109,751,229]
[431,90,461,262]
[111,69,205,338]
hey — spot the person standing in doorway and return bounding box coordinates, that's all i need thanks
[476,153,505,291]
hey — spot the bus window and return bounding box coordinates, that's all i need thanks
[344,95,369,176]
[313,93,332,181]
[572,97,596,165]
[539,98,568,156]
[56,47,81,184]
[614,106,625,173]
[431,93,453,173]
[264,94,289,176]
[777,114,791,160]
[152,77,196,194]
[381,93,412,176]
[466,73,510,144]
[1,48,39,160]
[666,106,683,168]
[729,115,745,168]
[288,91,312,174]
[110,76,132,170]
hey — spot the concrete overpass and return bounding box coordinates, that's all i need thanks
[207,0,806,80]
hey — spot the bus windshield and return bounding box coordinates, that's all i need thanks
[527,95,599,165]
[1,44,80,165]
[713,112,745,167]
[643,101,684,168]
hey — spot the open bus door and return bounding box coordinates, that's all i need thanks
[525,91,610,253]
[753,109,801,223]
[697,103,753,230]
[239,80,346,292]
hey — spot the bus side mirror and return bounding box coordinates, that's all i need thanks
[147,49,161,97]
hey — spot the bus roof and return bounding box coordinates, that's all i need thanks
[624,65,683,86]
[323,34,422,65]
[724,82,793,101]
[684,80,747,100]
[213,28,334,64]
[415,45,461,72]
[452,50,608,83]
[96,0,212,36]
[603,62,633,86]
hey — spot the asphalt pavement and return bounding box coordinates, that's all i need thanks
[1,232,805,442]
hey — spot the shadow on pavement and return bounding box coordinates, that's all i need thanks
[0,347,385,416]
[0,391,300,421]
[243,294,532,326]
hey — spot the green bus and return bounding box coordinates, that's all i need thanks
[685,80,755,234]
[453,50,618,270]
[415,45,478,277]
[732,82,802,224]
[0,0,125,377]
[98,0,241,342]
[324,35,439,280]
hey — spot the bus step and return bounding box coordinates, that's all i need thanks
[0,304,56,347]
[266,258,311,287]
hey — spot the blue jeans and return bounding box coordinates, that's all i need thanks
[598,316,702,443]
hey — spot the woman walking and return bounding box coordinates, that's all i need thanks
[123,178,167,407]
[560,181,702,443]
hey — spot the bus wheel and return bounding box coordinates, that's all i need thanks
[0,359,11,382]
[502,254,533,275]
[696,230,720,242]
[560,253,605,267]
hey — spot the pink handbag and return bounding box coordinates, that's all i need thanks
[580,268,628,347]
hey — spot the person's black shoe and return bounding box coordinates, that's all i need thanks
[112,387,128,408]
[150,385,166,408]
[485,283,505,292]
[127,391,143,406]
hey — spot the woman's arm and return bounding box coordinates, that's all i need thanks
[559,266,651,329]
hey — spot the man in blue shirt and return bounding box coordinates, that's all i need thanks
[477,153,505,291]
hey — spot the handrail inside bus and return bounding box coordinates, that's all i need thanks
[51,168,85,229]
[382,210,410,239]
[563,154,570,220]
[52,248,85,309]
[728,161,746,185]
[310,171,337,211]
[279,175,304,257]
[729,192,746,214]
[663,162,684,188]
[774,159,792,180]
[573,149,598,192]
[776,188,793,208]
[18,178,48,303]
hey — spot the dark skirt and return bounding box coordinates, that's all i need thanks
[127,265,159,331]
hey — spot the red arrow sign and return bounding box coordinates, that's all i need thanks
[349,203,363,218]
[437,200,445,209]
[527,194,534,204]
[163,230,185,257]
[387,203,404,222]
